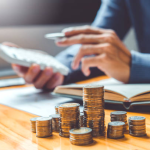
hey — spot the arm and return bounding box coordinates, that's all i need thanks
[129,51,150,83]
[56,0,131,84]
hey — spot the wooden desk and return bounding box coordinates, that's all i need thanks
[0,77,150,150]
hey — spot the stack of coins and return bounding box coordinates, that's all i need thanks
[80,112,84,127]
[107,121,125,139]
[83,85,105,136]
[51,114,60,132]
[69,127,93,145]
[110,111,128,131]
[36,117,52,138]
[55,105,59,114]
[30,117,40,133]
[129,116,146,137]
[59,103,80,137]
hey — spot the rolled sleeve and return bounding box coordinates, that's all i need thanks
[129,51,150,83]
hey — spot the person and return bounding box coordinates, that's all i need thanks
[6,0,150,89]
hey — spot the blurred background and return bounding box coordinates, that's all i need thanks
[0,0,138,75]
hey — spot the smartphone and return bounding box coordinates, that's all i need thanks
[45,33,65,40]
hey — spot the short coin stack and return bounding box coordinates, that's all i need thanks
[69,127,93,145]
[110,111,128,131]
[55,105,59,114]
[129,116,146,137]
[80,112,84,127]
[36,117,52,138]
[59,103,80,137]
[51,114,60,132]
[83,85,105,136]
[107,121,125,139]
[30,117,40,133]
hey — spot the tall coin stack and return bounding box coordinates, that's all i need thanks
[110,111,128,131]
[51,114,60,132]
[83,85,105,136]
[107,121,125,139]
[129,116,146,137]
[69,127,93,145]
[36,117,52,138]
[59,103,80,137]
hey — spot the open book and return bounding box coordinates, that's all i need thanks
[54,78,150,103]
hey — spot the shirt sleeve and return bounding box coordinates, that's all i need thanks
[129,51,150,83]
[55,45,105,84]
[92,0,131,40]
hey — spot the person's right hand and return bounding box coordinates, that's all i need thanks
[3,42,64,90]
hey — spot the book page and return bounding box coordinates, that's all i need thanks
[104,84,150,99]
[56,79,150,99]
[60,78,123,88]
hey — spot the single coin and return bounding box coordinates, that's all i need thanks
[128,121,145,126]
[128,116,145,121]
[108,126,124,131]
[70,127,92,134]
[37,117,52,121]
[59,103,80,108]
[84,85,104,88]
[30,117,40,122]
[129,132,146,137]
[111,111,127,115]
[108,130,124,134]
[51,114,60,118]
[129,129,146,134]
[108,134,124,139]
[108,121,125,126]
[36,117,52,127]
[129,125,146,130]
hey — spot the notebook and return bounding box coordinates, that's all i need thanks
[53,78,150,109]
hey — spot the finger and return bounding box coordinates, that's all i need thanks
[62,25,104,36]
[57,33,131,58]
[12,64,28,77]
[72,44,106,70]
[81,56,102,76]
[34,68,53,89]
[2,42,20,48]
[46,73,63,89]
[24,64,41,83]
[56,34,102,46]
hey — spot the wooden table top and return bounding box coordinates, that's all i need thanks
[0,76,150,150]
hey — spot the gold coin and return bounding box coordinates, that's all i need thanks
[36,117,52,127]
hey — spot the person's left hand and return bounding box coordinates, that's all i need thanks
[56,26,131,83]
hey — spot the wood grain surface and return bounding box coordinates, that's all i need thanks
[0,104,150,150]
[0,76,150,150]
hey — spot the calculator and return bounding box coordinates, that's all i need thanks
[0,44,70,75]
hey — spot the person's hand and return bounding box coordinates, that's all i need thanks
[2,42,64,89]
[56,26,131,83]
